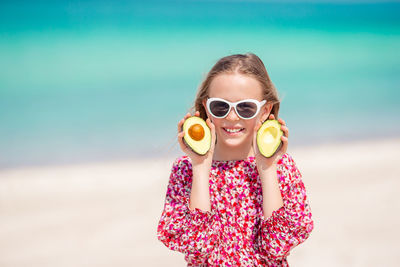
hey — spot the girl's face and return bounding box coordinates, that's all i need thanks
[203,73,272,153]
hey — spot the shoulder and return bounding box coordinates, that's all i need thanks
[171,155,192,171]
[278,152,298,169]
[169,155,193,184]
[277,152,302,184]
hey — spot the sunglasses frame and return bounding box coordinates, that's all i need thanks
[206,97,267,120]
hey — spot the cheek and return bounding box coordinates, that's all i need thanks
[244,118,258,130]
[211,118,223,128]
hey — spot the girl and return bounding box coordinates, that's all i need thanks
[157,53,314,266]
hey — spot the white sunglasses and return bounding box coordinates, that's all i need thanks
[206,97,266,120]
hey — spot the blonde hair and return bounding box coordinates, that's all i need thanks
[193,53,280,121]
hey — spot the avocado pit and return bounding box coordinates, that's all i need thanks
[188,124,205,141]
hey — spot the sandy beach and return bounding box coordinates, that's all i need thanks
[1,137,400,267]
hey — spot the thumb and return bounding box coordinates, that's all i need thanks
[253,121,262,155]
[206,118,216,152]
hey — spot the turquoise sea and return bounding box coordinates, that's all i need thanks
[1,1,399,168]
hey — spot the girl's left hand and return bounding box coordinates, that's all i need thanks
[253,114,289,171]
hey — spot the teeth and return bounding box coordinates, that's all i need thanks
[225,128,243,133]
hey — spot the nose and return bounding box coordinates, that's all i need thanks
[226,107,240,121]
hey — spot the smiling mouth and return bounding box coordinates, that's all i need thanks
[223,127,245,134]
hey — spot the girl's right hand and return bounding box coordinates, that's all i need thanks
[177,111,216,166]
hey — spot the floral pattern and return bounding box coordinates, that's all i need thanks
[157,153,314,266]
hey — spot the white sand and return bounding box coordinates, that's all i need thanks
[1,138,400,266]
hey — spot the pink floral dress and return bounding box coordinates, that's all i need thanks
[157,153,314,266]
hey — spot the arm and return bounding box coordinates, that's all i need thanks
[189,163,212,212]
[257,153,314,260]
[157,157,218,265]
[177,112,216,212]
[260,163,284,219]
[254,114,286,218]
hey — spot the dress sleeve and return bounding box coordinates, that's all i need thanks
[257,153,314,261]
[157,156,218,265]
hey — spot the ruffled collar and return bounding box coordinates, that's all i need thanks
[211,156,256,168]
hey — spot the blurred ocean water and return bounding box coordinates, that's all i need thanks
[1,1,399,168]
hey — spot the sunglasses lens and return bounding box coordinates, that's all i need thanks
[210,100,230,117]
[237,102,258,118]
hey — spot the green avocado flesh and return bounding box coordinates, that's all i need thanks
[183,116,211,155]
[256,120,283,158]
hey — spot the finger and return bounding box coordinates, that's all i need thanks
[206,118,215,141]
[281,125,289,138]
[206,118,216,151]
[253,127,259,155]
[177,131,190,154]
[254,120,262,132]
[178,113,193,133]
[194,111,200,117]
[177,118,184,132]
[278,118,286,126]
[269,114,275,120]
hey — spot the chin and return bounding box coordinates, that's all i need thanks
[220,136,249,148]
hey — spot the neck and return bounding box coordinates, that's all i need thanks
[213,139,255,161]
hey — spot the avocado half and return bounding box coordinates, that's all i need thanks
[256,120,283,158]
[183,116,211,155]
